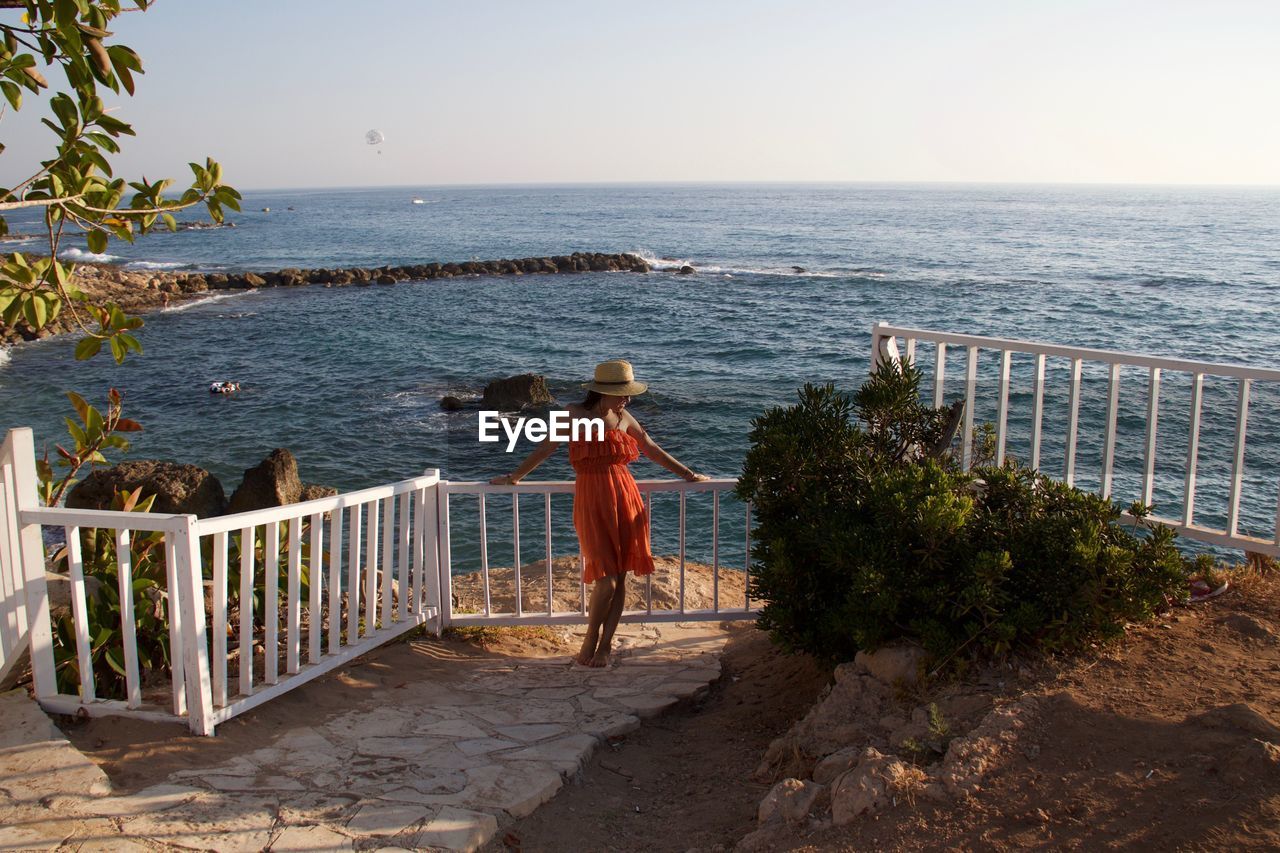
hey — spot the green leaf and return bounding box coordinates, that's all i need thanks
[74,336,102,360]
[22,293,49,329]
[109,334,126,363]
[84,402,104,439]
[64,417,88,448]
[1,296,23,327]
[0,80,21,111]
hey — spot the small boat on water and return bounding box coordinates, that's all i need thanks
[411,197,425,205]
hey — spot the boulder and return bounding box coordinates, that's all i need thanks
[830,747,920,825]
[376,274,397,285]
[227,449,303,514]
[854,642,928,687]
[440,395,465,411]
[757,778,823,824]
[299,483,338,503]
[813,746,864,785]
[243,272,267,288]
[481,374,554,411]
[66,460,227,518]
[678,265,696,275]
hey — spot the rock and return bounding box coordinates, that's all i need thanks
[830,747,920,825]
[66,460,227,518]
[440,395,465,411]
[243,272,267,288]
[758,778,823,824]
[227,449,303,514]
[678,265,696,275]
[299,483,338,503]
[792,266,806,273]
[376,274,397,284]
[813,747,863,785]
[854,642,928,687]
[481,374,554,411]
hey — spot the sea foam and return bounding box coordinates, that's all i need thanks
[58,247,120,263]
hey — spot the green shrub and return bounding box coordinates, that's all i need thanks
[737,361,1189,665]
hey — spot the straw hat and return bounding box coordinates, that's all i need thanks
[582,359,648,396]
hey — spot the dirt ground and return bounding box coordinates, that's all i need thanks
[56,570,1280,851]
[492,572,1280,852]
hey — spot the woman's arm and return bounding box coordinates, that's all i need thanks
[624,414,709,482]
[489,439,560,485]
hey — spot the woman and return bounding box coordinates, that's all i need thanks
[490,360,708,667]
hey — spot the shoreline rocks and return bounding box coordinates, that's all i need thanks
[64,449,336,520]
[0,251,652,346]
[480,374,554,411]
[66,460,228,519]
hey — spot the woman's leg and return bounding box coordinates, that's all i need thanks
[591,573,628,667]
[577,574,618,665]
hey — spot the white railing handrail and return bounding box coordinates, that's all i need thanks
[444,477,737,495]
[876,322,1280,382]
[20,505,193,532]
[194,470,441,535]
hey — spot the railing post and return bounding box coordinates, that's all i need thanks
[870,321,900,372]
[436,481,452,630]
[174,515,215,736]
[10,429,56,699]
[420,471,442,632]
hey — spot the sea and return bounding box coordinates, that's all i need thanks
[2,184,1278,568]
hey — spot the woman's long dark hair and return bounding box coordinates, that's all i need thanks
[581,390,603,411]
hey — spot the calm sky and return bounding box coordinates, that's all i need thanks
[2,0,1278,189]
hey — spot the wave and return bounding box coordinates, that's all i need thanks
[631,249,839,279]
[163,291,243,313]
[0,347,10,370]
[58,247,120,263]
[126,260,191,271]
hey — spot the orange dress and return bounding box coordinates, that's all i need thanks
[570,428,656,583]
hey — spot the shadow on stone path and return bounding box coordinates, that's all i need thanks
[0,623,729,852]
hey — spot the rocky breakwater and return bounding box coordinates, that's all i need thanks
[0,251,651,345]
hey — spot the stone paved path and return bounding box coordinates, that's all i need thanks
[0,623,728,852]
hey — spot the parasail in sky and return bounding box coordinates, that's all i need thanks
[365,129,385,152]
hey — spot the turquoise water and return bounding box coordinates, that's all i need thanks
[3,184,1279,565]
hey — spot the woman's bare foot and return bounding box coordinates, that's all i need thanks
[589,647,611,668]
[574,648,594,666]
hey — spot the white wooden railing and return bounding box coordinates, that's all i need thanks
[0,427,753,734]
[2,428,444,736]
[872,322,1280,557]
[439,478,753,625]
